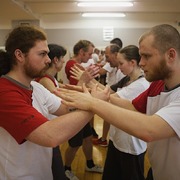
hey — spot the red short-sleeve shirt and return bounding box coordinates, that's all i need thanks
[0,77,48,144]
[65,59,79,85]
[132,80,165,113]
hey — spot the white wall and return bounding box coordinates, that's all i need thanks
[41,13,180,29]
[1,13,180,83]
[45,27,148,83]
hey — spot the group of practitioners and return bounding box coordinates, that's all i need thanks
[0,23,180,180]
[69,42,149,180]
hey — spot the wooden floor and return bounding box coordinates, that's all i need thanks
[60,115,151,180]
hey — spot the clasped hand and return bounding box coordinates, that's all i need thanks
[54,83,110,111]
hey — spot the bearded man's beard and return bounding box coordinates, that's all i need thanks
[145,58,172,82]
[23,62,49,79]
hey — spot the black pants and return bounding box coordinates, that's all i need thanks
[102,140,145,180]
[52,146,67,180]
[146,168,154,180]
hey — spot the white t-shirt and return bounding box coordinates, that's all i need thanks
[81,58,95,68]
[32,81,61,119]
[147,86,180,180]
[0,81,61,180]
[103,62,125,86]
[91,53,99,64]
[109,77,150,155]
[44,76,61,120]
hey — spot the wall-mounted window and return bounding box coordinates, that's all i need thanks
[103,27,114,41]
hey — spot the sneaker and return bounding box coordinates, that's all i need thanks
[86,164,103,173]
[65,170,79,180]
[93,137,108,147]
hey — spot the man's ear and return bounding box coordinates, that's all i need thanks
[115,52,118,57]
[169,48,176,58]
[167,48,176,63]
[14,49,25,62]
[80,49,85,56]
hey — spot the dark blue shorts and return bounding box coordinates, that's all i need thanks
[68,122,92,147]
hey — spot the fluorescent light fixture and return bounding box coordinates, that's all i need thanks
[82,13,126,17]
[78,2,133,7]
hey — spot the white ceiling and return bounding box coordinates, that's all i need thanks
[1,0,180,29]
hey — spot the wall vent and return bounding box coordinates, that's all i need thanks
[12,20,40,28]
[103,26,114,41]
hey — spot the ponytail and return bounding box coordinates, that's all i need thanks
[0,50,11,76]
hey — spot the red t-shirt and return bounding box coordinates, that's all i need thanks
[65,59,79,85]
[0,76,48,144]
[132,80,165,113]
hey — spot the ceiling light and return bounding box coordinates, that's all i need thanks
[82,13,126,17]
[77,2,133,7]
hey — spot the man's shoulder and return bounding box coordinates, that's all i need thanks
[149,80,164,90]
[65,59,76,69]
[66,59,76,65]
[0,76,15,89]
[147,80,164,96]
